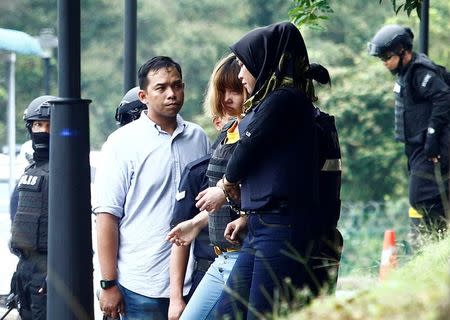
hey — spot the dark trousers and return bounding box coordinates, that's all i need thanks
[212,213,343,320]
[14,254,47,320]
[409,197,448,251]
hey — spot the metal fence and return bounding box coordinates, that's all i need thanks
[337,199,410,276]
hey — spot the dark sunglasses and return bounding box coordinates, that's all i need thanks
[379,54,395,62]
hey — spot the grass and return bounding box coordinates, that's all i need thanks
[284,232,450,320]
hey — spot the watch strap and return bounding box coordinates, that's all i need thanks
[100,279,117,289]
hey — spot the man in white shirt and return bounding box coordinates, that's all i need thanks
[93,56,210,319]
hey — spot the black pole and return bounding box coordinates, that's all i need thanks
[419,0,429,55]
[43,57,50,94]
[123,0,137,93]
[48,0,94,319]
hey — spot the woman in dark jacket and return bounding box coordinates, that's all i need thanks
[210,22,339,319]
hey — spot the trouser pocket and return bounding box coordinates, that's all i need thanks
[29,273,47,320]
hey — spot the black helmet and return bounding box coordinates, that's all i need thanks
[115,86,146,126]
[368,25,414,57]
[23,95,56,131]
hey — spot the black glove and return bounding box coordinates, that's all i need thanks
[424,130,440,159]
[5,292,18,309]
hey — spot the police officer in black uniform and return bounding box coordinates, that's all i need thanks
[10,95,56,320]
[115,86,147,127]
[169,121,231,294]
[170,155,216,292]
[368,25,450,243]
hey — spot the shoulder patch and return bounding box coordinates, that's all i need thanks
[421,73,432,88]
[175,190,186,201]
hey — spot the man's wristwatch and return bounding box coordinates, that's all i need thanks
[427,127,436,135]
[100,279,117,290]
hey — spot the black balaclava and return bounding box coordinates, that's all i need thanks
[230,22,313,112]
[31,132,50,162]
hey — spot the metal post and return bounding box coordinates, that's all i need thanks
[47,0,94,319]
[124,0,137,93]
[43,57,51,94]
[38,28,58,95]
[419,0,429,55]
[7,53,16,199]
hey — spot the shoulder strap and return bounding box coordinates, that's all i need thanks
[407,54,446,101]
[211,118,237,150]
[409,53,450,86]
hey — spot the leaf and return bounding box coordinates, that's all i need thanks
[395,4,404,15]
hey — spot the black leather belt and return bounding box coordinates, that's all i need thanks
[193,258,214,273]
[246,200,288,215]
[246,208,284,215]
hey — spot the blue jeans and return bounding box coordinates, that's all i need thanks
[180,251,239,320]
[118,283,169,320]
[213,213,342,319]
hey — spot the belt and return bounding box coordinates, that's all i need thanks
[193,258,214,273]
[213,246,240,256]
[246,200,288,215]
[246,208,284,215]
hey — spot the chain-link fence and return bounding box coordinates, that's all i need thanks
[337,199,411,276]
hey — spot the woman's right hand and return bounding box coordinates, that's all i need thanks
[219,177,241,204]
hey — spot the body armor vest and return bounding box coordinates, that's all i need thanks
[394,54,436,143]
[206,124,240,249]
[315,109,342,230]
[11,161,49,253]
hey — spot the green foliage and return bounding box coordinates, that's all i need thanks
[246,0,292,27]
[302,0,393,51]
[289,0,333,30]
[1,0,449,202]
[318,60,408,201]
[289,1,424,27]
[379,0,423,17]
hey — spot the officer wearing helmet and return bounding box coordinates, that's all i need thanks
[368,25,450,246]
[115,86,146,126]
[9,95,57,320]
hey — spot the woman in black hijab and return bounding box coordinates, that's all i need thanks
[212,22,335,319]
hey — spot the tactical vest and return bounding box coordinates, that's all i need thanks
[394,54,437,143]
[205,124,240,249]
[314,109,342,230]
[11,161,49,253]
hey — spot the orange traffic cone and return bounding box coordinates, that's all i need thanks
[379,229,397,281]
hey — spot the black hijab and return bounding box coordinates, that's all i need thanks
[230,22,326,112]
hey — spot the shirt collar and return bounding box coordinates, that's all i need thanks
[139,111,186,135]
